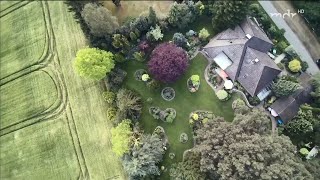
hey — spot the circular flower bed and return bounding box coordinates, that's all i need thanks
[179,133,188,143]
[169,153,175,159]
[134,69,147,81]
[161,87,175,101]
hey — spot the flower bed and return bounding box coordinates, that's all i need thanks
[187,75,200,93]
[161,87,175,101]
[149,107,177,123]
[179,133,188,143]
[189,111,215,131]
[134,69,147,81]
[206,62,221,87]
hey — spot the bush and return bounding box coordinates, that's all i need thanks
[288,59,302,73]
[102,91,115,104]
[134,69,147,81]
[275,41,288,54]
[133,51,145,62]
[114,53,126,63]
[146,79,161,90]
[146,25,163,42]
[216,90,229,101]
[301,61,309,72]
[141,74,150,82]
[148,43,188,83]
[272,79,301,97]
[116,89,142,121]
[104,68,127,91]
[199,28,210,41]
[248,96,261,106]
[173,33,188,48]
[191,75,200,85]
[107,107,117,122]
[192,113,199,120]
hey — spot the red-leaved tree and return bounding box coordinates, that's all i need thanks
[148,42,188,83]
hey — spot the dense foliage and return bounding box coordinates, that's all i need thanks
[194,109,313,180]
[288,59,302,73]
[272,78,301,97]
[285,109,317,134]
[167,1,202,29]
[311,73,320,107]
[122,134,165,179]
[111,119,132,157]
[116,89,142,122]
[73,48,115,79]
[148,43,188,83]
[81,3,119,37]
[198,28,210,41]
[169,151,205,180]
[172,33,188,48]
[211,1,249,31]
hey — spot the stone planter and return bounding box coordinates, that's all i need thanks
[161,87,175,101]
[134,69,147,81]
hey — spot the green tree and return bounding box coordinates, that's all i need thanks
[146,25,163,42]
[232,98,250,115]
[116,89,142,122]
[168,2,195,29]
[194,109,313,180]
[286,109,317,134]
[148,7,157,26]
[122,134,165,179]
[102,91,115,104]
[272,79,301,97]
[73,48,115,79]
[112,34,130,50]
[81,3,119,37]
[288,59,302,72]
[311,73,320,107]
[198,28,210,41]
[111,119,132,157]
[211,1,249,31]
[172,33,188,48]
[169,150,205,180]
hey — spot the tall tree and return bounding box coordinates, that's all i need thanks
[167,2,195,29]
[285,109,317,134]
[194,109,313,180]
[73,48,115,79]
[81,3,119,37]
[122,134,165,179]
[211,1,249,31]
[148,7,157,26]
[169,151,205,180]
[148,42,188,83]
[116,89,142,122]
[272,79,301,97]
[111,120,133,157]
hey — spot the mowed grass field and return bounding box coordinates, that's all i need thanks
[0,1,126,180]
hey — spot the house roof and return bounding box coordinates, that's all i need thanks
[271,73,313,123]
[202,17,281,96]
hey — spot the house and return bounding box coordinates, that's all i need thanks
[270,73,313,123]
[201,17,281,100]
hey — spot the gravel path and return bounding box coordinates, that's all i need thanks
[259,1,320,75]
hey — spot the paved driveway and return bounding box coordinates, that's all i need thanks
[259,1,319,75]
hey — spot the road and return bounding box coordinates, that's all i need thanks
[259,1,319,75]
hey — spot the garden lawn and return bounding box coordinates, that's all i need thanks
[122,53,235,179]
